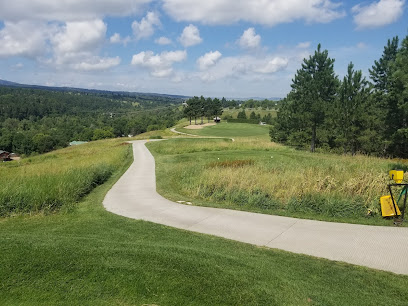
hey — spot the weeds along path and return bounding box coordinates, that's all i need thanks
[104,140,408,275]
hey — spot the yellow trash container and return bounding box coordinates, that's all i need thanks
[380,195,401,217]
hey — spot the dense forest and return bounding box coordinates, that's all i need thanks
[271,34,408,158]
[0,87,183,155]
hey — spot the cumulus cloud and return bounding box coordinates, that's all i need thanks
[131,50,187,77]
[238,28,261,49]
[198,54,289,82]
[52,20,106,54]
[253,57,288,74]
[0,21,50,58]
[352,0,405,29]
[197,51,222,70]
[47,20,120,71]
[110,33,131,45]
[162,0,345,26]
[179,24,202,47]
[155,36,172,45]
[132,11,161,40]
[0,0,152,22]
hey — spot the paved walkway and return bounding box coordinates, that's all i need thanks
[104,140,408,275]
[170,127,235,141]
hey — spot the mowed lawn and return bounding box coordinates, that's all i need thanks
[1,134,408,304]
[178,122,270,139]
[1,166,408,305]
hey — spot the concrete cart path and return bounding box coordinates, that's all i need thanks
[104,140,408,275]
[170,127,235,142]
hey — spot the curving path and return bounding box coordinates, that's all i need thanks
[104,140,408,275]
[170,127,235,142]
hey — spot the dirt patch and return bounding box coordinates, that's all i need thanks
[184,123,216,129]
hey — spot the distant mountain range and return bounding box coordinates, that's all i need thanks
[0,79,190,100]
[0,79,281,101]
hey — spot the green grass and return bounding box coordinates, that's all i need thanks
[0,139,132,217]
[177,122,270,139]
[1,155,408,305]
[148,136,404,226]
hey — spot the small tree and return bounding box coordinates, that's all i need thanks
[237,109,247,119]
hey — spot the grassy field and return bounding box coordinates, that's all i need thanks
[148,129,404,225]
[0,139,132,217]
[1,140,408,304]
[178,122,270,139]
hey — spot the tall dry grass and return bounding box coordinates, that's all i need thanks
[0,140,132,217]
[149,138,401,219]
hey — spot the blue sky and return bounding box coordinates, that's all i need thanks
[0,0,406,98]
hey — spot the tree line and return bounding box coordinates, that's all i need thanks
[183,96,223,124]
[271,34,408,158]
[0,87,183,155]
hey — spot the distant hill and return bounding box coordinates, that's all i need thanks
[0,79,20,86]
[0,79,190,100]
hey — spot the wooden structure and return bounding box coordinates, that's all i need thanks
[0,150,10,161]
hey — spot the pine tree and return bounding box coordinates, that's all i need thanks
[336,62,370,154]
[369,36,399,93]
[290,44,338,152]
[389,35,408,157]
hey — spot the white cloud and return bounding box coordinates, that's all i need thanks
[132,11,161,40]
[110,33,131,45]
[52,20,106,54]
[0,0,152,22]
[197,51,222,70]
[296,41,311,49]
[253,57,288,74]
[131,50,187,77]
[48,20,120,71]
[73,56,121,71]
[352,0,405,29]
[179,24,202,47]
[238,28,261,49]
[198,54,289,82]
[0,21,49,58]
[162,0,345,26]
[155,36,172,45]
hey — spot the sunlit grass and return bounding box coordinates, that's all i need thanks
[0,139,132,216]
[148,137,402,225]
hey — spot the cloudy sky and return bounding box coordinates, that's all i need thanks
[0,0,406,98]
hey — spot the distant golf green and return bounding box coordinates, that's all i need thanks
[178,122,269,138]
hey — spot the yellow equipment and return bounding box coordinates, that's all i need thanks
[389,170,404,183]
[380,195,401,217]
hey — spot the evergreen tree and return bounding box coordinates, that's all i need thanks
[336,62,370,154]
[237,109,247,119]
[289,44,338,152]
[369,36,399,93]
[205,97,213,122]
[199,95,206,124]
[212,98,223,122]
[389,35,408,157]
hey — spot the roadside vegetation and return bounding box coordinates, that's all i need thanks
[1,138,408,304]
[0,139,132,217]
[148,134,402,225]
